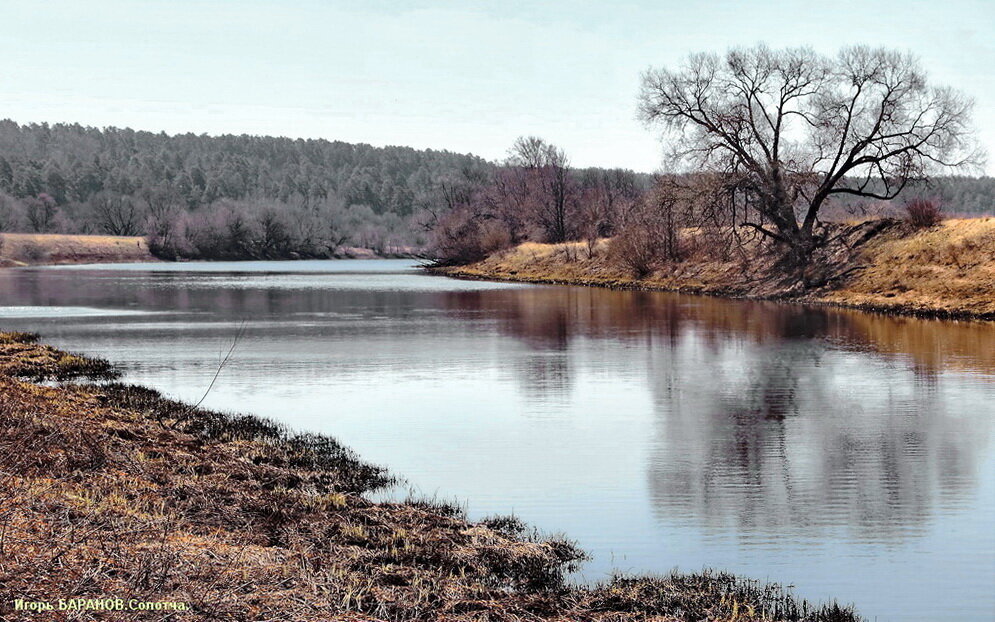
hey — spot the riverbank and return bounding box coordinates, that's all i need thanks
[0,232,423,267]
[0,330,859,621]
[0,233,157,267]
[434,218,995,321]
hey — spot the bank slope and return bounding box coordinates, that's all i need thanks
[436,218,995,321]
[0,232,156,267]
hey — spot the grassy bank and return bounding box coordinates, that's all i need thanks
[435,218,995,321]
[0,232,421,267]
[0,233,156,267]
[0,331,860,621]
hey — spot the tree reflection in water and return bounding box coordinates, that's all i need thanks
[444,286,993,544]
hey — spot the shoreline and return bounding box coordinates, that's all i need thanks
[0,330,861,621]
[429,218,995,323]
[0,232,157,267]
[0,232,423,267]
[432,265,995,323]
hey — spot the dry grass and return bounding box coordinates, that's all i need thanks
[438,218,995,321]
[820,218,995,317]
[0,331,119,381]
[441,239,742,294]
[0,336,860,621]
[0,232,155,267]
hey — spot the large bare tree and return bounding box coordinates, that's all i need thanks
[638,45,981,266]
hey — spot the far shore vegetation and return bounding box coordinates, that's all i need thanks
[434,217,995,321]
[0,231,413,268]
[0,46,992,271]
[425,46,992,320]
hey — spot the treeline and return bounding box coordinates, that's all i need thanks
[0,119,493,258]
[818,176,995,220]
[430,136,995,274]
[429,137,651,264]
[428,148,738,270]
[0,120,992,262]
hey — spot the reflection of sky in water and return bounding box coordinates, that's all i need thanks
[0,261,993,621]
[18,260,530,293]
[34,259,424,272]
[0,306,156,318]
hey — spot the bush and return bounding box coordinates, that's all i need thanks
[608,224,665,278]
[20,241,48,263]
[905,198,943,229]
[429,210,512,266]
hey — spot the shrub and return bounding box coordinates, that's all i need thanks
[904,198,943,229]
[478,220,512,255]
[429,210,512,266]
[20,241,48,263]
[608,223,665,278]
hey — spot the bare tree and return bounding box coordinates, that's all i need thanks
[142,186,183,248]
[507,136,577,243]
[142,186,183,225]
[638,45,981,268]
[256,207,293,257]
[24,193,58,232]
[583,168,643,233]
[425,164,492,235]
[90,192,144,236]
[0,191,21,232]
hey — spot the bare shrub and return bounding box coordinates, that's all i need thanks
[608,177,704,278]
[429,210,482,265]
[608,224,664,278]
[24,193,58,232]
[0,191,22,231]
[20,240,48,263]
[429,209,511,266]
[478,219,512,255]
[904,198,944,229]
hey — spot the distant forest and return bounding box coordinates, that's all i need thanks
[0,120,992,260]
[0,120,496,257]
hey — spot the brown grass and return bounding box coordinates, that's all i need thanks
[0,232,155,267]
[820,218,995,317]
[0,336,860,621]
[437,218,995,321]
[0,331,119,381]
[440,239,742,294]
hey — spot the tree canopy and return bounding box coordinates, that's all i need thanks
[638,45,983,264]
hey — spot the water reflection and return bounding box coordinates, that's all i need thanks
[1,263,992,621]
[441,284,995,377]
[441,286,994,542]
[644,337,986,542]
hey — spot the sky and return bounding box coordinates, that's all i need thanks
[1,0,993,173]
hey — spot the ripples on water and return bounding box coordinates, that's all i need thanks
[1,260,993,621]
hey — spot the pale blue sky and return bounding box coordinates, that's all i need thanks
[1,0,993,172]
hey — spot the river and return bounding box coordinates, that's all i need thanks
[1,259,992,621]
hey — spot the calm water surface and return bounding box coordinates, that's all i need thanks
[1,260,993,621]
